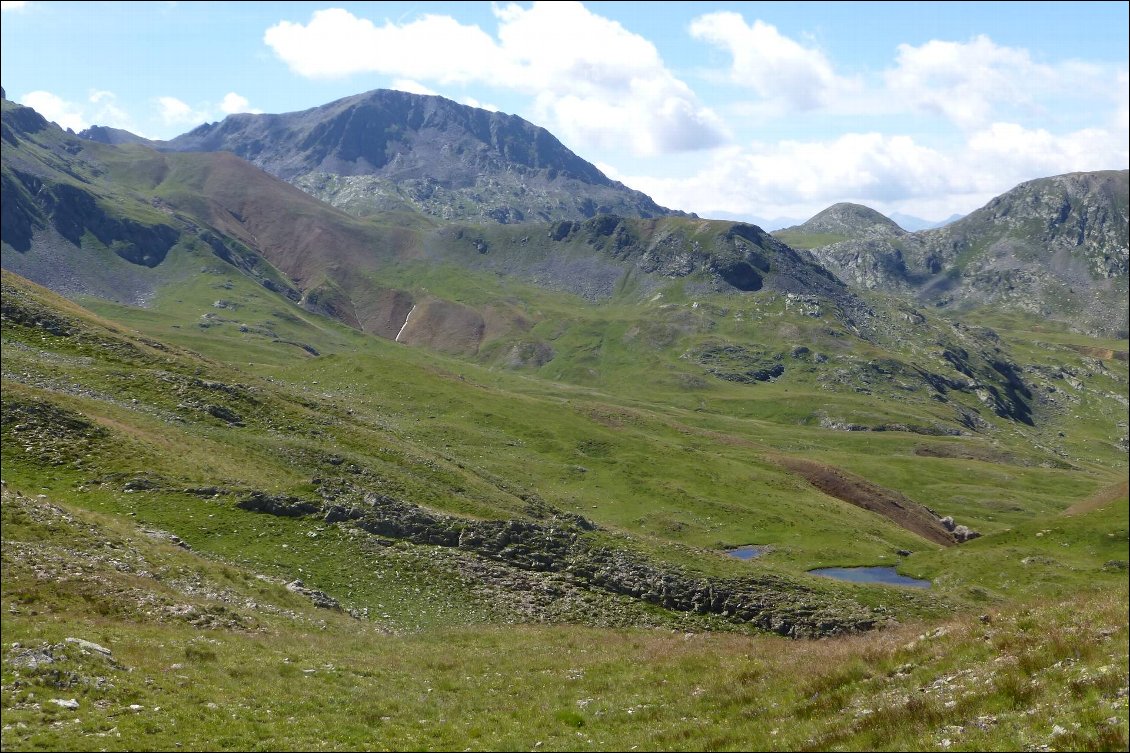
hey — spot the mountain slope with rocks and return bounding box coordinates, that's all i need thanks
[7,92,1124,444]
[3,93,869,359]
[778,172,1130,337]
[2,84,1128,753]
[105,88,680,225]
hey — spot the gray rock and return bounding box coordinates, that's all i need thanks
[285,580,343,611]
[64,638,111,656]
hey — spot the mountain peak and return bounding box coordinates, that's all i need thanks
[158,88,677,224]
[78,124,154,147]
[792,202,906,238]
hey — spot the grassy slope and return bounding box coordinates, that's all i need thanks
[2,486,1126,752]
[2,268,1127,749]
[771,230,852,250]
[59,259,1126,575]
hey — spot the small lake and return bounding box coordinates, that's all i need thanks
[810,566,930,589]
[725,545,770,560]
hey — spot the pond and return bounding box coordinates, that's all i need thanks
[810,566,930,589]
[725,545,770,560]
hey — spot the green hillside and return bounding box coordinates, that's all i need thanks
[2,91,1128,751]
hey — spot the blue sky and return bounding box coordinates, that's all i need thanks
[2,1,1127,227]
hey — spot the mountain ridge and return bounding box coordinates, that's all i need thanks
[84,88,682,225]
[776,172,1130,337]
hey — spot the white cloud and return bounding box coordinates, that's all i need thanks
[263,8,503,82]
[88,90,138,131]
[390,79,438,97]
[262,2,728,156]
[219,92,259,115]
[616,121,1128,223]
[1,1,29,11]
[19,90,87,131]
[689,12,853,111]
[17,89,144,135]
[156,95,208,126]
[459,95,499,112]
[884,35,1053,129]
[689,15,1123,133]
[883,35,1123,131]
[1116,70,1129,131]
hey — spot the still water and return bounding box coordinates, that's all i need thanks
[810,566,930,588]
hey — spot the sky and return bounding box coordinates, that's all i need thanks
[2,1,1127,228]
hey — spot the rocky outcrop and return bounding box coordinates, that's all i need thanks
[35,182,179,267]
[236,489,888,638]
[285,579,343,611]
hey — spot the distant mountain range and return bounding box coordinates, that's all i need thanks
[4,86,1128,344]
[2,91,854,358]
[889,212,964,232]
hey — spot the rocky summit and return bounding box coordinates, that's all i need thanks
[778,202,908,243]
[777,171,1130,337]
[116,88,679,225]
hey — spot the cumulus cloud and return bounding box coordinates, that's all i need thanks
[390,79,439,97]
[88,90,140,131]
[689,13,1124,132]
[1115,70,1129,130]
[884,35,1056,129]
[156,96,208,126]
[263,8,504,82]
[18,89,144,134]
[219,92,260,115]
[617,122,1128,224]
[689,12,852,111]
[19,90,88,131]
[262,2,729,156]
[883,35,1125,131]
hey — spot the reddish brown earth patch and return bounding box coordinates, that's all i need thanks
[775,456,956,547]
[397,299,485,355]
[354,287,415,340]
[1062,479,1128,516]
[1065,344,1129,362]
[913,443,1021,465]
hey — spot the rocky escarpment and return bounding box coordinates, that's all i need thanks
[234,488,889,638]
[691,316,1036,429]
[790,172,1129,337]
[5,175,179,267]
[148,89,680,224]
